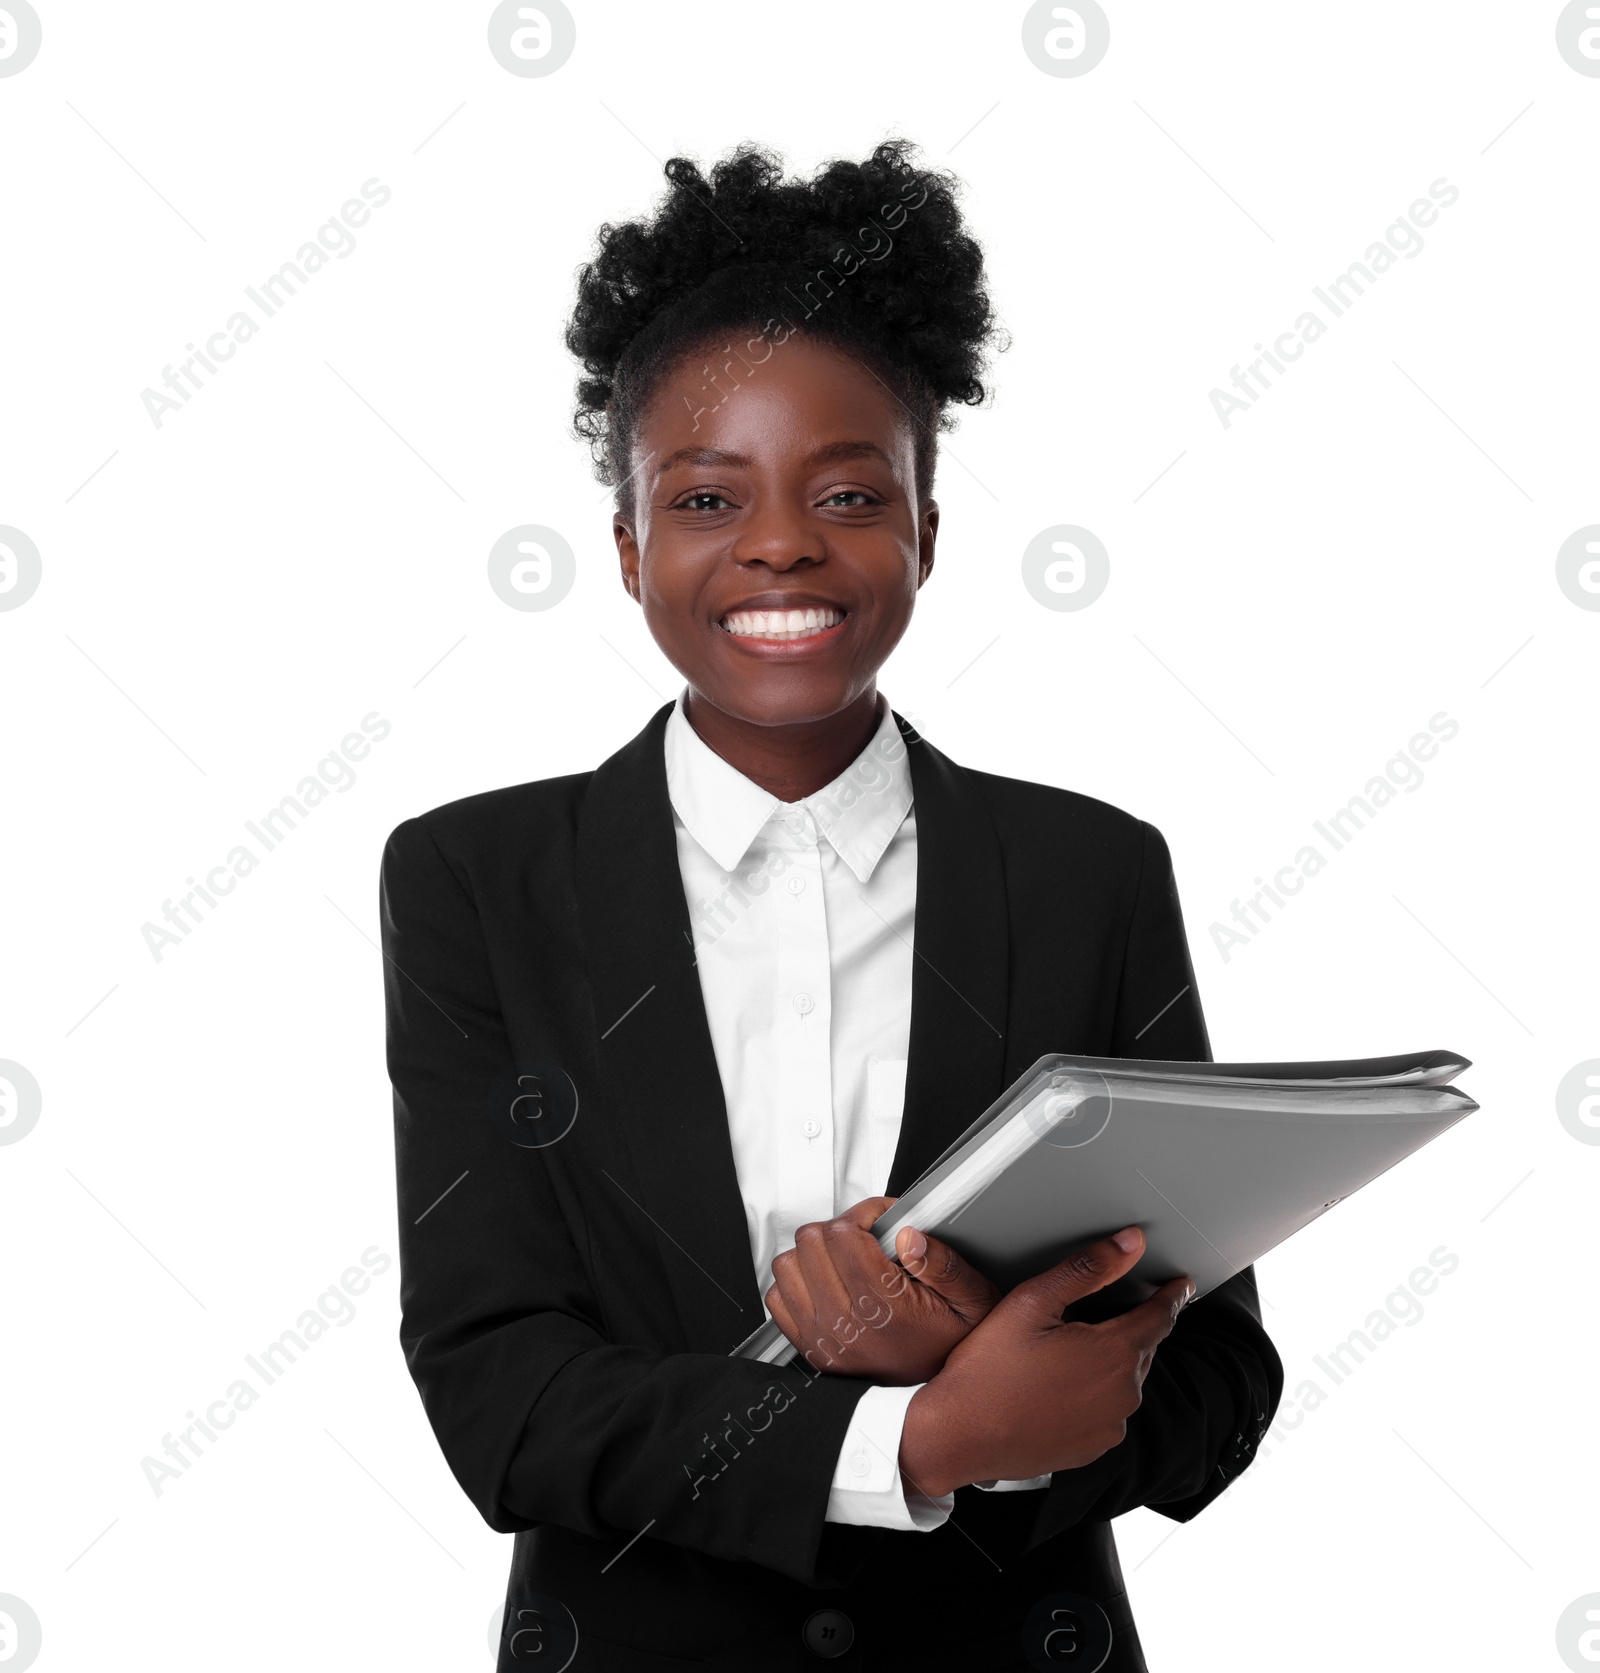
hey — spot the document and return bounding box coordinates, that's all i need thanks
[732,1050,1477,1365]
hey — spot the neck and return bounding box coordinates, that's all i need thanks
[682,687,883,802]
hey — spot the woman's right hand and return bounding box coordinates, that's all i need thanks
[896,1226,1193,1497]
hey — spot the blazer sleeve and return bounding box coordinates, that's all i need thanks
[1029,820,1284,1544]
[380,816,872,1584]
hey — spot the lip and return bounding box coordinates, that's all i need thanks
[716,590,852,619]
[715,591,854,657]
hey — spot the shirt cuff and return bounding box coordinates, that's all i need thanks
[974,1474,1053,1491]
[825,1383,954,1531]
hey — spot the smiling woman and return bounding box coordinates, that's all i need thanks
[381,139,1280,1673]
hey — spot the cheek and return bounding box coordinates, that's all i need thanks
[859,551,922,640]
[639,545,709,624]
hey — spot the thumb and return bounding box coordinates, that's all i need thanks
[895,1226,1001,1319]
[1010,1226,1146,1322]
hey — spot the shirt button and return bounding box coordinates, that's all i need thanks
[848,1450,870,1478]
[802,1117,821,1138]
[793,992,814,1014]
[787,875,805,895]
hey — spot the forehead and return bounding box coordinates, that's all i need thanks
[636,333,916,476]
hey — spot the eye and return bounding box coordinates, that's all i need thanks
[675,491,734,512]
[821,489,881,508]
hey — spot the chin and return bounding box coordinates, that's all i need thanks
[703,670,865,731]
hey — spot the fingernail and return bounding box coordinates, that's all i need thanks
[1111,1227,1142,1253]
[901,1228,927,1263]
[1182,1282,1197,1307]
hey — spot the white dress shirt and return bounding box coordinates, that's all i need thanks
[664,690,1048,1531]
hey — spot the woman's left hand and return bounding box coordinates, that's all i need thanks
[764,1196,1002,1383]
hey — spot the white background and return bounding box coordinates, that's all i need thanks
[3,3,1597,1669]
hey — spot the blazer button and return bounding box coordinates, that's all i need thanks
[802,1609,854,1658]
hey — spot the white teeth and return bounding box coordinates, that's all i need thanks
[721,606,844,639]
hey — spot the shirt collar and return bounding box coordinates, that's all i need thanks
[664,690,914,884]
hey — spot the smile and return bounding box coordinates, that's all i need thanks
[720,606,846,640]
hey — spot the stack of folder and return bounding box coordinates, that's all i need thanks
[735,1050,1476,1365]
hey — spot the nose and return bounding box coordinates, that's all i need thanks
[729,498,820,571]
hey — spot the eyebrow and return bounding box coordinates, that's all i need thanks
[655,439,894,474]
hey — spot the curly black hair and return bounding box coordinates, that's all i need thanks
[564,139,1001,518]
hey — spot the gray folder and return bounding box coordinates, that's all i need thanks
[732,1049,1476,1365]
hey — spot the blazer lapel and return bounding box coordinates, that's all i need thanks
[885,712,1011,1196]
[576,703,767,1352]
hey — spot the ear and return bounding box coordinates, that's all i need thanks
[917,500,939,587]
[614,513,641,603]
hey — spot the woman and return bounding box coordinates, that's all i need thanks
[381,141,1281,1671]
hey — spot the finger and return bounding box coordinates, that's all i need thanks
[1112,1276,1195,1359]
[767,1248,822,1339]
[764,1282,801,1349]
[1008,1227,1147,1321]
[789,1221,860,1331]
[895,1227,1001,1319]
[769,1276,848,1372]
[839,1195,896,1233]
[768,1246,798,1302]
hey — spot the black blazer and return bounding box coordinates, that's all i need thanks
[381,704,1282,1673]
